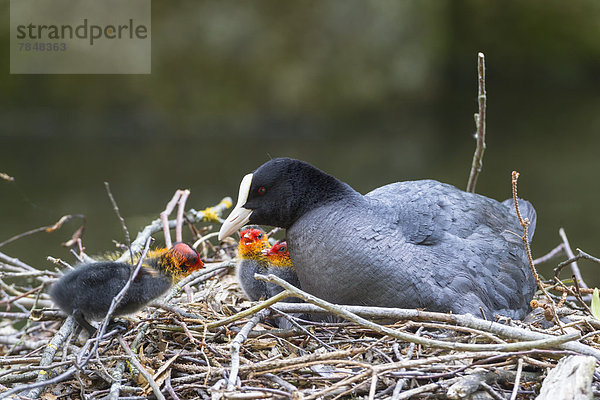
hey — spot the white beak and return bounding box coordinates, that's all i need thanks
[218,173,254,240]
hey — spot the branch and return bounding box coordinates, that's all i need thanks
[116,197,232,263]
[269,302,600,359]
[257,274,581,354]
[22,316,76,399]
[104,182,132,264]
[227,309,270,390]
[118,336,165,400]
[512,171,563,332]
[466,52,487,193]
[555,231,598,290]
[0,214,86,249]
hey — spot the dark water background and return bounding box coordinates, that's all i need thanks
[1,2,599,286]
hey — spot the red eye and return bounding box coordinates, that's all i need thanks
[257,187,266,195]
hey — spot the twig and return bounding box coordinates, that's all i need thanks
[104,182,132,264]
[396,377,461,400]
[509,358,524,400]
[534,243,564,265]
[201,290,290,330]
[227,309,270,390]
[512,171,564,333]
[118,197,232,263]
[0,251,39,272]
[170,348,365,384]
[0,215,86,249]
[480,382,505,400]
[118,336,165,400]
[270,298,600,359]
[263,373,297,393]
[0,172,14,182]
[554,247,600,287]
[553,277,593,317]
[559,228,587,288]
[258,274,580,353]
[466,52,487,193]
[391,328,421,400]
[21,316,76,399]
[165,374,180,400]
[107,361,126,400]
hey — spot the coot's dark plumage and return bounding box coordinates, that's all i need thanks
[219,158,537,319]
[50,243,204,333]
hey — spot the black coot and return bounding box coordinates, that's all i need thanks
[219,158,537,319]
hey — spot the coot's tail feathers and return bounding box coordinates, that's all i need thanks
[502,198,536,242]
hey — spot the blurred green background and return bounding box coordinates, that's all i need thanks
[1,1,599,283]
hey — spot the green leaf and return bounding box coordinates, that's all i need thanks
[591,288,600,319]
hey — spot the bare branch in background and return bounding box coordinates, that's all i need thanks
[467,52,487,193]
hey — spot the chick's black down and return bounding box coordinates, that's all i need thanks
[50,261,171,321]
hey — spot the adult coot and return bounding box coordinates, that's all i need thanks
[219,158,537,319]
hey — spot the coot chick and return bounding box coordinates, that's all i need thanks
[50,242,204,334]
[219,157,537,319]
[236,227,270,301]
[263,241,301,298]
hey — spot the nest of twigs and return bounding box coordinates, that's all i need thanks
[1,197,600,400]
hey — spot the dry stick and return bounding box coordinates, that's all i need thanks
[534,243,565,265]
[263,373,297,393]
[368,371,378,400]
[0,251,38,272]
[165,374,181,400]
[480,382,505,400]
[175,190,190,243]
[0,171,14,182]
[258,274,579,353]
[170,348,364,385]
[392,378,462,400]
[554,248,600,285]
[270,299,600,359]
[305,363,375,400]
[553,277,594,317]
[170,260,236,299]
[117,196,232,263]
[466,52,487,193]
[0,336,102,398]
[509,358,524,400]
[160,189,186,249]
[391,328,421,400]
[0,214,85,249]
[20,316,76,399]
[118,336,165,400]
[201,290,290,330]
[107,362,126,400]
[227,309,270,391]
[559,228,587,288]
[512,171,564,334]
[104,182,132,264]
